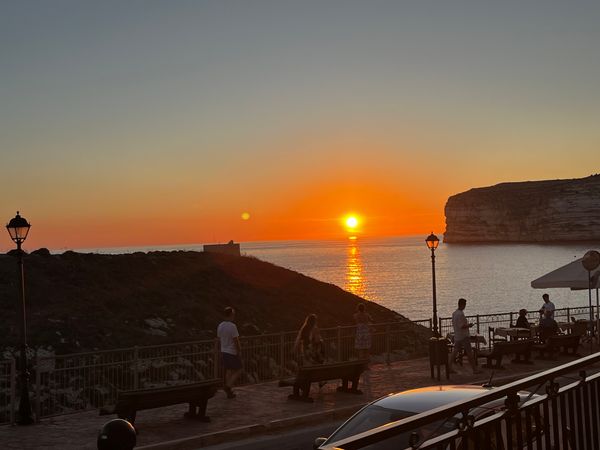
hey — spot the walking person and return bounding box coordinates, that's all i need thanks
[539,293,556,320]
[449,298,481,375]
[217,306,243,398]
[354,303,373,361]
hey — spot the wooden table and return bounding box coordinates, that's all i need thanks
[494,327,531,340]
[530,322,575,337]
[446,333,487,350]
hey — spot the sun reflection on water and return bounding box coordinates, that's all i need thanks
[345,236,365,297]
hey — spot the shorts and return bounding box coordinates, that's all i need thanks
[222,352,242,370]
[454,338,473,353]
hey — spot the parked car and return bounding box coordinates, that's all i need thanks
[315,384,540,450]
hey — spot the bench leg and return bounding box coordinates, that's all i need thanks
[184,399,210,422]
[337,377,362,395]
[288,382,313,402]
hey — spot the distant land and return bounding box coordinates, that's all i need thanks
[444,174,600,243]
[0,250,410,354]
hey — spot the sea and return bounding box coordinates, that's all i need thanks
[75,236,598,322]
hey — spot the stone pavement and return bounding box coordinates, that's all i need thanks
[0,352,593,450]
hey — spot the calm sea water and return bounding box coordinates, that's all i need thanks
[76,236,597,321]
[242,236,598,321]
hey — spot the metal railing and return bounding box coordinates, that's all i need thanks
[439,305,595,337]
[26,319,431,419]
[0,359,16,425]
[34,340,218,418]
[323,352,600,450]
[0,305,594,423]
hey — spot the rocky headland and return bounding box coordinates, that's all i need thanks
[0,250,418,354]
[444,174,600,243]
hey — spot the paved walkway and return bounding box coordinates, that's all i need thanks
[1,351,595,449]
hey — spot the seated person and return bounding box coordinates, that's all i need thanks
[539,310,559,342]
[515,309,530,328]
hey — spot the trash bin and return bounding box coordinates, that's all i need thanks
[97,419,137,450]
[429,337,450,380]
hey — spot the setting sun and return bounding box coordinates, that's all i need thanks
[345,216,359,229]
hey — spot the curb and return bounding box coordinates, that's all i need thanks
[136,403,365,450]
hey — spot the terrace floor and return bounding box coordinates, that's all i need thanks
[2,344,599,450]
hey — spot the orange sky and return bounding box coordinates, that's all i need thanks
[2,2,599,252]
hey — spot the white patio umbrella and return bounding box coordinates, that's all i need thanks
[530,257,600,290]
[531,251,600,353]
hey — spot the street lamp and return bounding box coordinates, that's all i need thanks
[6,211,34,425]
[426,232,440,337]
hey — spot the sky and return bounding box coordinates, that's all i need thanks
[1,1,599,251]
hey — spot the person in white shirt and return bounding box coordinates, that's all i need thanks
[449,298,481,374]
[539,293,556,320]
[217,307,242,398]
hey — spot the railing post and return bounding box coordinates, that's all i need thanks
[476,315,480,334]
[10,358,16,425]
[385,324,391,366]
[438,317,443,337]
[567,307,571,323]
[133,346,139,390]
[279,332,285,377]
[336,326,342,362]
[213,338,220,379]
[509,312,514,326]
[35,353,41,423]
[428,318,432,333]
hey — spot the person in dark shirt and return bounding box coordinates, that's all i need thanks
[539,309,559,342]
[515,309,530,329]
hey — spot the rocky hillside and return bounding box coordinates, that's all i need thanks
[444,175,600,243]
[0,250,410,353]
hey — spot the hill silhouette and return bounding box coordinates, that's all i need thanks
[0,250,409,353]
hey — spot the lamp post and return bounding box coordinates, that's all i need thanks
[6,211,34,425]
[426,232,440,337]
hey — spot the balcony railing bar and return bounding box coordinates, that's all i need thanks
[323,352,600,449]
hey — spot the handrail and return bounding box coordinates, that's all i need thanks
[324,351,600,449]
[31,319,430,361]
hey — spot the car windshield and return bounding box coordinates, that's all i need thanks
[326,404,458,447]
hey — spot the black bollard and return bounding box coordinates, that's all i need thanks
[97,419,137,450]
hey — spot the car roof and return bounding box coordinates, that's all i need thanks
[373,385,494,413]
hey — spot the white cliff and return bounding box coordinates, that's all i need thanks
[444,175,600,243]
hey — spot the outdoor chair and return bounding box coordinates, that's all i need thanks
[488,327,507,345]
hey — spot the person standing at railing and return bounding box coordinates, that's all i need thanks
[294,314,324,365]
[449,298,481,375]
[217,306,243,399]
[354,303,373,362]
[539,293,556,320]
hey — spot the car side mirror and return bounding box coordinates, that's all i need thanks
[313,437,327,449]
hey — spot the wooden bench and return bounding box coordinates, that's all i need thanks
[99,379,221,424]
[533,334,581,359]
[279,360,368,402]
[476,340,533,369]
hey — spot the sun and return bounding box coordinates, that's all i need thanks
[345,216,359,229]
